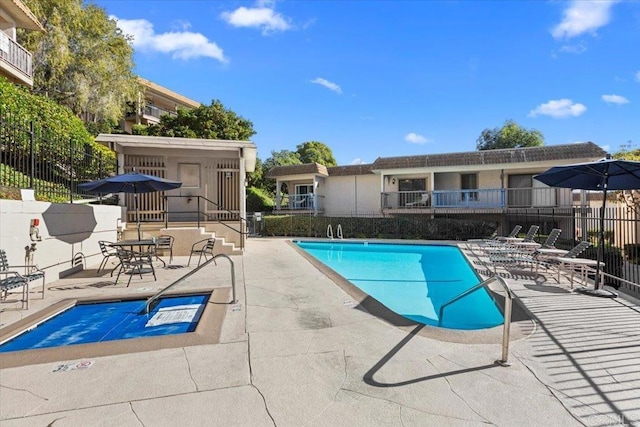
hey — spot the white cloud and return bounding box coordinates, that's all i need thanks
[114,17,226,62]
[171,20,192,31]
[551,0,619,39]
[528,99,587,118]
[405,132,428,144]
[558,42,587,54]
[310,78,342,94]
[220,2,291,35]
[602,94,629,104]
[350,158,364,165]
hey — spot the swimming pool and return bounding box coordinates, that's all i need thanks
[0,294,209,353]
[295,241,503,330]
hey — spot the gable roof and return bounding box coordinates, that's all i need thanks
[266,163,329,178]
[371,142,607,170]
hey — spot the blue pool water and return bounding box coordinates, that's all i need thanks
[295,241,503,330]
[0,294,209,353]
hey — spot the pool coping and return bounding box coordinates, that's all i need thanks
[0,287,229,369]
[288,239,535,344]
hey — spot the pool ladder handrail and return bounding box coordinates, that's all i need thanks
[142,254,236,315]
[327,224,343,240]
[438,276,514,366]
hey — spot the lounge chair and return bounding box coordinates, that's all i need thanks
[0,249,45,309]
[541,228,562,249]
[500,225,539,243]
[550,241,594,285]
[472,225,521,248]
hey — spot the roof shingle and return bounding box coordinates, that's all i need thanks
[371,142,607,170]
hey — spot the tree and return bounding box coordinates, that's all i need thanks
[144,100,256,140]
[20,0,139,132]
[262,150,302,171]
[613,142,640,213]
[476,120,544,150]
[296,141,337,166]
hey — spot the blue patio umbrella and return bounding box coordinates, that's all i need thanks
[534,157,640,295]
[78,171,182,239]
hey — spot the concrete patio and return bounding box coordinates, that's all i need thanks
[1,238,639,426]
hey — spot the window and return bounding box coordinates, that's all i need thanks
[461,173,478,201]
[398,179,426,192]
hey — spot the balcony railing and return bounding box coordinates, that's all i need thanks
[382,187,572,209]
[276,194,324,211]
[143,104,177,120]
[0,32,33,80]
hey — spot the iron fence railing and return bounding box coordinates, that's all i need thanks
[0,111,117,202]
[254,206,640,293]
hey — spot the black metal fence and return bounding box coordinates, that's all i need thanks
[0,111,117,202]
[253,206,640,292]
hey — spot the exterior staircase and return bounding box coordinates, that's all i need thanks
[120,221,244,256]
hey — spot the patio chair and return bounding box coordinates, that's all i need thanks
[188,238,217,267]
[406,193,429,207]
[153,235,175,264]
[97,240,119,273]
[113,247,156,287]
[541,228,562,249]
[0,249,45,309]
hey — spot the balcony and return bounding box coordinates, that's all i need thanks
[142,104,177,121]
[0,32,33,86]
[381,187,573,210]
[274,193,325,214]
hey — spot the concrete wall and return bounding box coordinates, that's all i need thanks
[0,200,123,283]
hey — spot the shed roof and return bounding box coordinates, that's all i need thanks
[371,142,607,170]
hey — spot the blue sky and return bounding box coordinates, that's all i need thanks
[95,0,640,165]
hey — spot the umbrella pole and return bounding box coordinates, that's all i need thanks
[136,192,141,241]
[595,187,606,290]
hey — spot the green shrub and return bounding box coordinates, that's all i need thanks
[262,215,495,240]
[0,76,116,197]
[624,244,640,263]
[246,187,273,213]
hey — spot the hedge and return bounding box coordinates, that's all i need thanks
[262,215,496,241]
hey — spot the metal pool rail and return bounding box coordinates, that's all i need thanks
[438,276,514,366]
[143,254,236,315]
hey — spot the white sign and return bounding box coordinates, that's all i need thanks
[145,304,200,327]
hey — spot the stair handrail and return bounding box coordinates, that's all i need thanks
[142,253,236,315]
[438,276,514,366]
[164,195,249,249]
[336,224,343,239]
[327,224,333,239]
